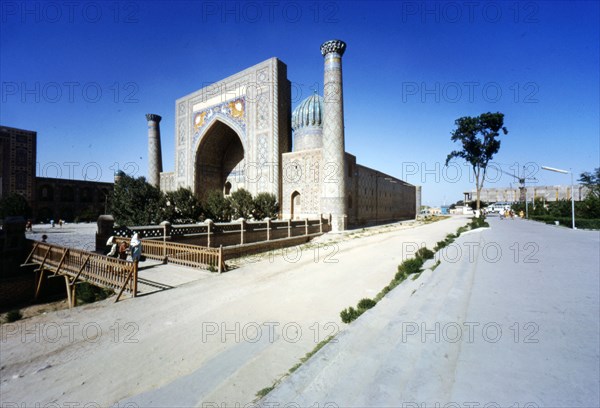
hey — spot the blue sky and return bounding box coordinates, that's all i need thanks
[1,0,598,206]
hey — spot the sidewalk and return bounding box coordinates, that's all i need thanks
[263,217,600,407]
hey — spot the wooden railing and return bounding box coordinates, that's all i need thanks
[118,238,225,273]
[25,241,138,306]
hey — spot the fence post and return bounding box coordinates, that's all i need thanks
[160,220,171,259]
[206,219,213,247]
[133,261,138,297]
[287,219,291,238]
[305,218,308,236]
[319,215,323,234]
[266,217,271,241]
[240,218,245,245]
[218,245,223,274]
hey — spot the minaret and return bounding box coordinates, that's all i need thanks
[146,114,163,188]
[320,39,347,232]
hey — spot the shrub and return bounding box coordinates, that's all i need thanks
[394,270,407,281]
[77,282,113,304]
[456,226,468,236]
[434,240,448,252]
[469,216,489,229]
[5,310,23,322]
[357,298,377,310]
[416,246,434,260]
[203,190,232,222]
[253,192,279,220]
[529,215,600,230]
[398,258,424,275]
[229,189,254,219]
[340,306,362,323]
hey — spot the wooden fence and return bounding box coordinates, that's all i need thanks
[24,241,138,306]
[117,237,225,273]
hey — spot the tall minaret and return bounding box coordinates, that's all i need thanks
[320,39,347,232]
[146,114,163,188]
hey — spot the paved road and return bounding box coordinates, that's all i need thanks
[264,217,600,407]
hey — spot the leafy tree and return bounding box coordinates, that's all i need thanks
[202,190,232,222]
[253,192,279,220]
[467,200,489,210]
[111,171,163,226]
[229,188,254,219]
[578,168,600,219]
[445,112,508,211]
[0,193,32,219]
[579,168,600,197]
[163,188,202,223]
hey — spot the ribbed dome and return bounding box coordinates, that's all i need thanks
[292,93,324,131]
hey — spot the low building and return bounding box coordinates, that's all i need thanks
[0,125,114,223]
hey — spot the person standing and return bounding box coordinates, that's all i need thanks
[118,240,129,260]
[130,233,143,263]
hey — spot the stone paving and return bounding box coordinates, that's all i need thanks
[25,222,98,251]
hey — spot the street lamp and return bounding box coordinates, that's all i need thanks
[541,166,575,229]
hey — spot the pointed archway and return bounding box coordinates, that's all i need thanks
[291,191,301,219]
[195,120,244,201]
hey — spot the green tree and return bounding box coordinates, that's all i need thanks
[111,171,163,226]
[253,192,279,220]
[578,168,600,219]
[0,193,32,219]
[229,188,254,219]
[445,112,508,211]
[163,188,202,223]
[579,168,600,197]
[202,190,232,222]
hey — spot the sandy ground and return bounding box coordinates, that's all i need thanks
[0,216,469,407]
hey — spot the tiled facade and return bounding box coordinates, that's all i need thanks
[159,41,419,228]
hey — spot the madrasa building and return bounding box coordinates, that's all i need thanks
[149,39,420,232]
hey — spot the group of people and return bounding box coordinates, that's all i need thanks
[106,234,143,262]
[500,209,518,219]
[49,219,64,228]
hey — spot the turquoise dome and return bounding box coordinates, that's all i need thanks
[292,93,324,131]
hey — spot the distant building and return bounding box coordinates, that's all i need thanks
[0,126,36,203]
[0,125,113,222]
[473,185,589,203]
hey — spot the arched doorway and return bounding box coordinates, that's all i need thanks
[195,120,244,201]
[291,191,301,219]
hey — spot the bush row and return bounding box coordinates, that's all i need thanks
[340,217,486,324]
[529,215,600,230]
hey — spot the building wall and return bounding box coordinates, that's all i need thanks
[34,177,113,222]
[0,126,36,202]
[281,149,323,219]
[281,150,417,225]
[169,58,291,205]
[353,164,416,225]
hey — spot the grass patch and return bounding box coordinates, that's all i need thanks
[289,335,335,374]
[5,310,23,323]
[430,260,441,271]
[255,386,275,399]
[76,282,114,305]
